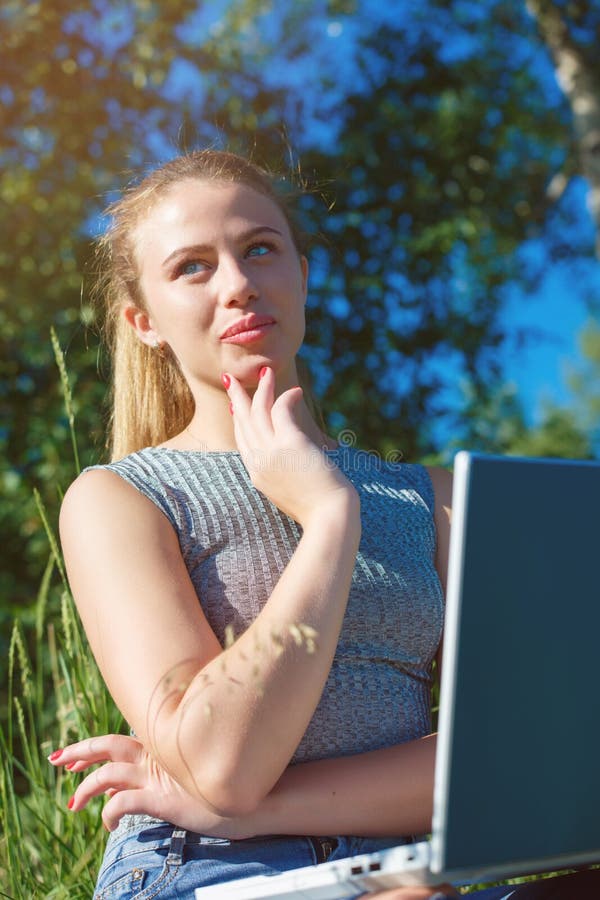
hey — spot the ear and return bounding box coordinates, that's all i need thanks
[300,256,309,305]
[122,305,162,348]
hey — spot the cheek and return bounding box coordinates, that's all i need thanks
[289,296,306,349]
[145,290,210,339]
[277,266,306,312]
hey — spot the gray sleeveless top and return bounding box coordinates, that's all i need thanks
[93,446,444,762]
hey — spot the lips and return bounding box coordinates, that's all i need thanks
[220,314,276,340]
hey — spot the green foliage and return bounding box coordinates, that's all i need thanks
[1,336,123,898]
[0,581,123,898]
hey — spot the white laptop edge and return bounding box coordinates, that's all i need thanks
[429,448,471,876]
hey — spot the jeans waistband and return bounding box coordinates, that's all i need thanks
[166,829,341,865]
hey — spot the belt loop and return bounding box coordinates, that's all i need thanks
[309,835,338,864]
[166,828,187,866]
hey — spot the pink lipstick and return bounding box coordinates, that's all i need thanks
[220,315,275,345]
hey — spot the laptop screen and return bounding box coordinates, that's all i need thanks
[434,453,600,881]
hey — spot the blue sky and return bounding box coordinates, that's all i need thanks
[499,174,600,422]
[501,260,590,420]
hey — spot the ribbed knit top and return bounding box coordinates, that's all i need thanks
[91,446,444,762]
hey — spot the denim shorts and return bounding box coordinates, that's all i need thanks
[93,814,411,899]
[97,815,584,899]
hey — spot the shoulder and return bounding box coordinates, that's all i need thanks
[61,448,181,515]
[61,464,138,507]
[60,456,169,540]
[61,451,152,508]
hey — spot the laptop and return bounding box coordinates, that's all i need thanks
[195,452,600,899]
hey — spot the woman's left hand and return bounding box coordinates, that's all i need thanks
[48,734,251,836]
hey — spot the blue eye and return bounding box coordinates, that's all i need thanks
[246,243,272,258]
[180,260,206,276]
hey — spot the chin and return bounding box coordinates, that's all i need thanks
[231,353,297,390]
[236,361,269,389]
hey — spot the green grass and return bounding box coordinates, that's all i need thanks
[0,571,123,898]
[0,331,123,898]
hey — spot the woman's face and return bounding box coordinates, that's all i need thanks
[127,179,308,392]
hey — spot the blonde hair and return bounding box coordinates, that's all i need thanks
[93,150,308,461]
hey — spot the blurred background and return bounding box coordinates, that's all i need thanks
[2,2,600,892]
[2,0,600,717]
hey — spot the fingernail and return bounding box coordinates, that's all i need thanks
[259,366,268,379]
[221,373,231,389]
[229,401,233,415]
[48,749,63,762]
[67,795,75,810]
[65,761,76,771]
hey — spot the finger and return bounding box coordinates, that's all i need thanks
[222,372,254,451]
[222,372,251,418]
[101,786,170,832]
[48,734,143,769]
[269,385,304,434]
[249,365,276,433]
[69,762,144,811]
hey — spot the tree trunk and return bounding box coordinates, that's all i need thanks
[527,0,600,255]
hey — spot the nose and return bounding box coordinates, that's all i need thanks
[217,255,258,307]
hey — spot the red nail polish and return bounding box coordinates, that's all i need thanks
[67,795,75,810]
[48,749,63,762]
[229,401,233,415]
[221,373,231,389]
[65,761,76,771]
[259,366,268,379]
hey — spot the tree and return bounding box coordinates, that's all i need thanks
[298,0,574,458]
[526,0,600,254]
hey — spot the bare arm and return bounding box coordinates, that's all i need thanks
[250,736,436,837]
[60,371,360,816]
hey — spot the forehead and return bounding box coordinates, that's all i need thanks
[134,179,291,260]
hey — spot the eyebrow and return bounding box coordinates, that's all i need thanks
[161,225,284,268]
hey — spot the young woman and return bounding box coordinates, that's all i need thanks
[49,151,589,900]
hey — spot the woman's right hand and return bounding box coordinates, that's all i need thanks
[223,367,359,528]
